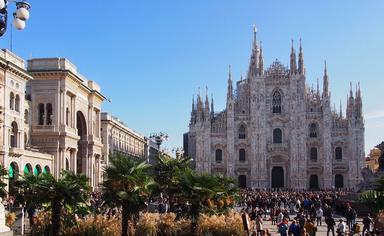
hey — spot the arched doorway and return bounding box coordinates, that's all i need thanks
[271,167,284,188]
[309,175,319,190]
[76,111,87,174]
[335,174,344,188]
[24,163,32,175]
[34,165,42,176]
[238,175,247,188]
[9,162,19,195]
[43,166,50,174]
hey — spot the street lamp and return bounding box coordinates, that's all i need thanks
[0,0,31,37]
[149,132,168,151]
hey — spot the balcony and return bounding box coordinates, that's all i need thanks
[32,125,56,132]
[9,147,23,157]
[267,142,289,153]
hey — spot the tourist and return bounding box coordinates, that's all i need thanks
[241,209,251,236]
[316,206,323,226]
[288,220,300,236]
[278,219,289,236]
[304,218,317,236]
[336,219,346,236]
[325,215,336,236]
[362,213,373,235]
[255,214,263,236]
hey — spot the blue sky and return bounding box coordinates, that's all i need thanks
[2,1,383,155]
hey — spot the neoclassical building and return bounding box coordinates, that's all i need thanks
[27,58,105,188]
[101,112,146,164]
[0,50,53,193]
[185,31,365,189]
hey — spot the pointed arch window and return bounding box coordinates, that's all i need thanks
[310,147,318,161]
[215,149,222,162]
[273,128,282,144]
[335,147,342,160]
[272,90,282,113]
[309,123,318,138]
[239,149,246,162]
[238,124,246,139]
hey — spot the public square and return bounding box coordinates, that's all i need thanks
[0,1,383,236]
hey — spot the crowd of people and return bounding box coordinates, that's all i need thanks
[239,189,375,236]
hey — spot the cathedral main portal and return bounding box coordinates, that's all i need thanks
[271,167,284,188]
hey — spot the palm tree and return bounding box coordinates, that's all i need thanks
[103,153,154,236]
[360,173,384,213]
[0,164,8,198]
[178,171,238,235]
[16,171,90,236]
[153,154,193,211]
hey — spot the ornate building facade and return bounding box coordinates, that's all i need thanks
[185,31,365,189]
[0,50,53,193]
[0,50,157,190]
[101,112,146,164]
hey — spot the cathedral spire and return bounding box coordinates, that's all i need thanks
[211,93,214,117]
[323,61,329,98]
[192,94,195,112]
[227,65,233,100]
[349,82,354,99]
[316,77,320,97]
[258,41,264,76]
[290,39,297,75]
[298,38,305,75]
[248,25,259,79]
[339,100,343,117]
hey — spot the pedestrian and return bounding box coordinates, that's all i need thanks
[336,219,346,236]
[304,218,317,236]
[316,207,323,226]
[362,213,373,235]
[325,216,336,236]
[255,214,263,236]
[277,219,288,236]
[288,220,300,236]
[242,209,250,236]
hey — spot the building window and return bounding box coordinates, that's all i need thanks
[15,95,20,112]
[272,90,282,113]
[24,109,29,124]
[46,103,53,125]
[10,92,14,110]
[215,149,222,162]
[10,121,18,148]
[239,149,246,162]
[310,147,318,161]
[335,174,344,188]
[238,125,246,139]
[309,123,318,138]
[335,147,342,160]
[66,107,70,126]
[38,103,45,125]
[273,128,282,144]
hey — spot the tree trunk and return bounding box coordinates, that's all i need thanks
[51,199,62,236]
[121,202,130,236]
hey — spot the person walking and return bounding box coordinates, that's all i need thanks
[304,218,317,236]
[325,216,336,236]
[288,220,300,236]
[278,219,288,236]
[255,214,263,236]
[242,209,251,236]
[316,207,323,226]
[336,219,346,236]
[362,213,373,235]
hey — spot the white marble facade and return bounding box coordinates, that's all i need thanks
[186,32,365,190]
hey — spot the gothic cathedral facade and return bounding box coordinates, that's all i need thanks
[185,30,365,190]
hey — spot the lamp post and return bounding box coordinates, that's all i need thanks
[149,132,168,153]
[172,147,184,159]
[0,0,31,37]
